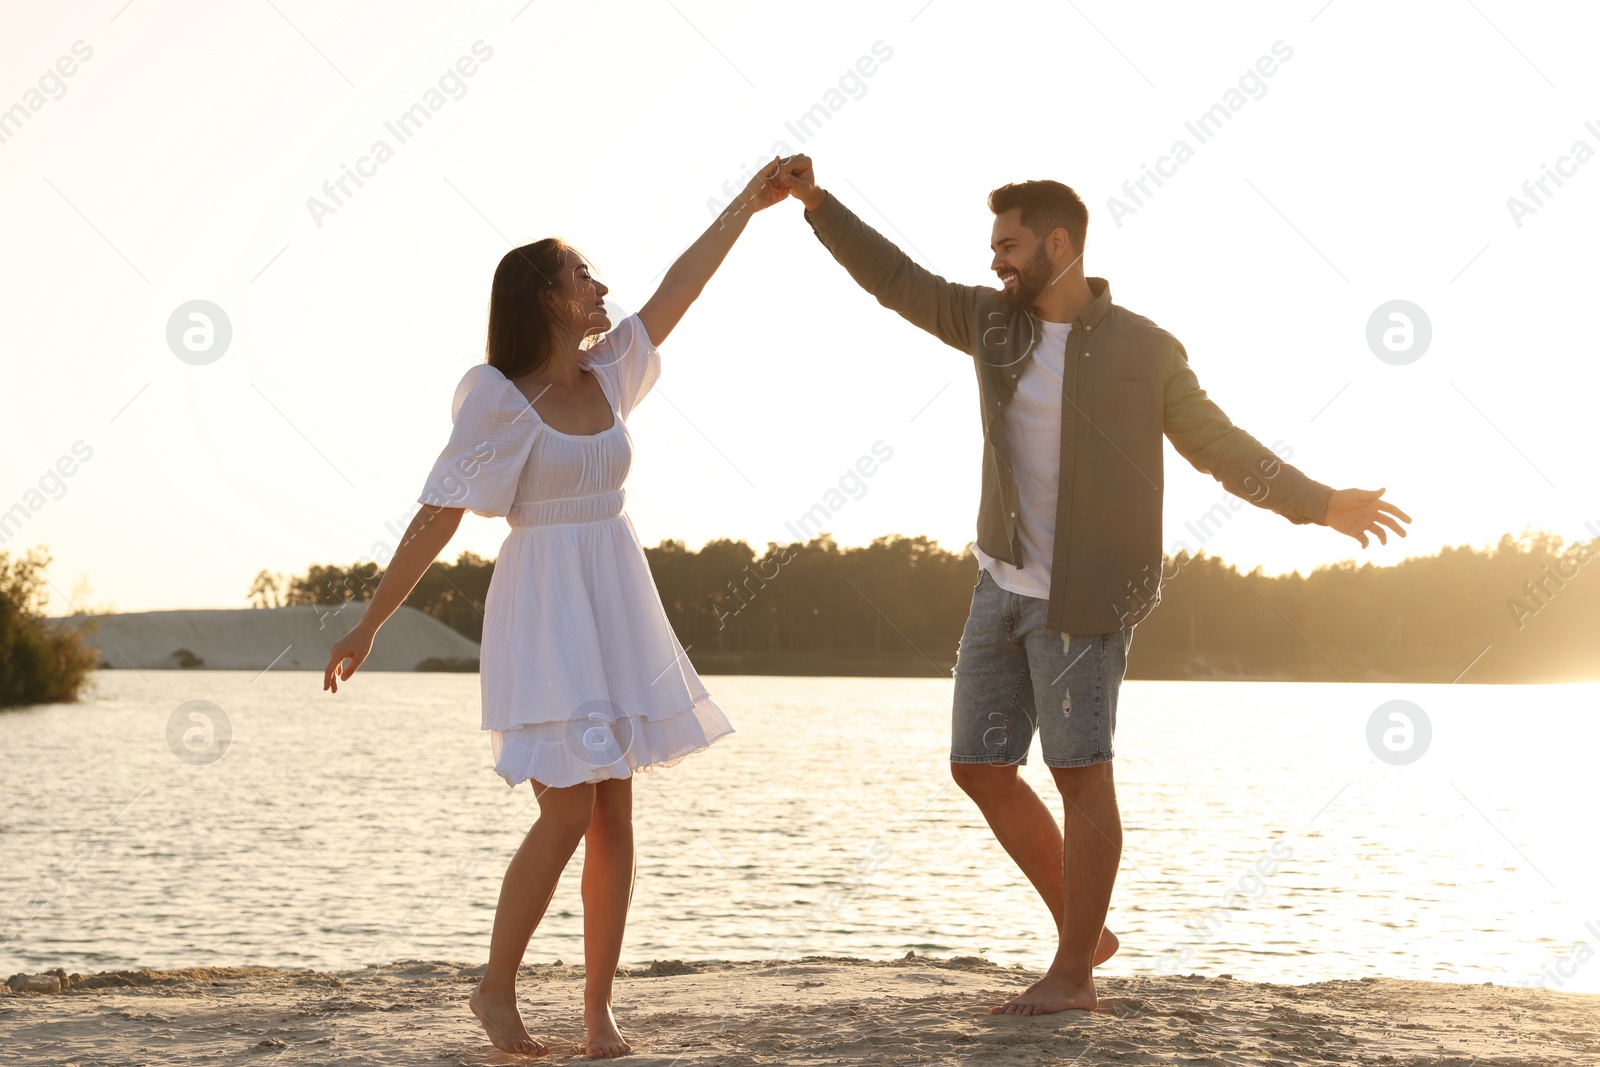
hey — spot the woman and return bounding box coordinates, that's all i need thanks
[321,160,789,1058]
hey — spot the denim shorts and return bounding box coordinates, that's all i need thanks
[951,570,1133,768]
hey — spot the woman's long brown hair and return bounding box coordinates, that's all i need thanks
[485,238,586,379]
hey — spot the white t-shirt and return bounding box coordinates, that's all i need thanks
[972,320,1071,600]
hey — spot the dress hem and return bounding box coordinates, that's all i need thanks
[490,693,733,790]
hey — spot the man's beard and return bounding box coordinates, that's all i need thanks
[1002,244,1053,309]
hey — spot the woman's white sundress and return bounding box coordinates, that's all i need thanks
[417,313,733,789]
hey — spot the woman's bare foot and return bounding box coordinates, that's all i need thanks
[470,983,548,1056]
[1093,927,1120,967]
[990,971,1098,1015]
[584,1002,632,1058]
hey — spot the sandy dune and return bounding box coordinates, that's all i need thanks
[51,604,480,672]
[3,955,1594,1065]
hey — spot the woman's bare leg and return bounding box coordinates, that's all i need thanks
[470,780,595,1056]
[581,775,635,1058]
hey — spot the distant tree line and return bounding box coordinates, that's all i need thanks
[1126,531,1599,683]
[260,530,1600,683]
[249,554,494,642]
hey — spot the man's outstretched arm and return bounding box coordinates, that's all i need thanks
[1163,341,1412,547]
[779,154,978,354]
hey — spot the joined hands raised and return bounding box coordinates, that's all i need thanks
[774,153,826,212]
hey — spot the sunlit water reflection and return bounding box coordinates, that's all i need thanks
[2,672,1595,992]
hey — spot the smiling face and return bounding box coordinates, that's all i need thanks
[546,248,611,337]
[990,207,1071,310]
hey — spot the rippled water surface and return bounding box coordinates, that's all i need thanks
[3,672,1596,991]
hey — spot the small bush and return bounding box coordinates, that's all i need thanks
[0,548,101,709]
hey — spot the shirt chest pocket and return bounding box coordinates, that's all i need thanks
[1092,379,1154,443]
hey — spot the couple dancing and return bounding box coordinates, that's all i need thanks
[322,155,1409,1058]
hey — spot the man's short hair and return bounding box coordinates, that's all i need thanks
[988,180,1088,256]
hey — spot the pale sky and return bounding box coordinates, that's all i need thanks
[4,0,1597,614]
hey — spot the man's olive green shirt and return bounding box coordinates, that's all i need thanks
[805,191,1333,634]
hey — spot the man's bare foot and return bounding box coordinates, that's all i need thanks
[584,1003,632,1059]
[1093,927,1120,967]
[470,984,548,1056]
[990,971,1098,1015]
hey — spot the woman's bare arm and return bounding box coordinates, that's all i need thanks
[638,157,788,346]
[322,503,464,692]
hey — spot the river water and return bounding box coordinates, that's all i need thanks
[2,672,1595,992]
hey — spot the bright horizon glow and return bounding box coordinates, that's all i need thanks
[2,1,1597,613]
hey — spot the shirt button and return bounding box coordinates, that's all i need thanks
[1084,351,1092,358]
[1009,511,1017,518]
[1010,373,1017,379]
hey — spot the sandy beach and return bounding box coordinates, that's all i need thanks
[4,955,1595,1066]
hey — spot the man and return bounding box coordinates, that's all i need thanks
[774,156,1410,1015]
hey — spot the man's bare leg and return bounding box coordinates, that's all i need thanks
[992,761,1121,1014]
[950,762,1118,966]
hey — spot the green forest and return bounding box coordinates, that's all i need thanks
[250,530,1600,684]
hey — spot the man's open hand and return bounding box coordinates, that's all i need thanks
[1325,487,1411,548]
[776,154,825,212]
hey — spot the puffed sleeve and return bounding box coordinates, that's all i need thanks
[416,364,537,517]
[581,313,661,418]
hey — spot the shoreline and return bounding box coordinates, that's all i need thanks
[5,956,1595,1065]
[75,660,1596,683]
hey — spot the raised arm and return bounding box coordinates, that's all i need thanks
[778,154,977,353]
[638,157,788,346]
[322,503,463,692]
